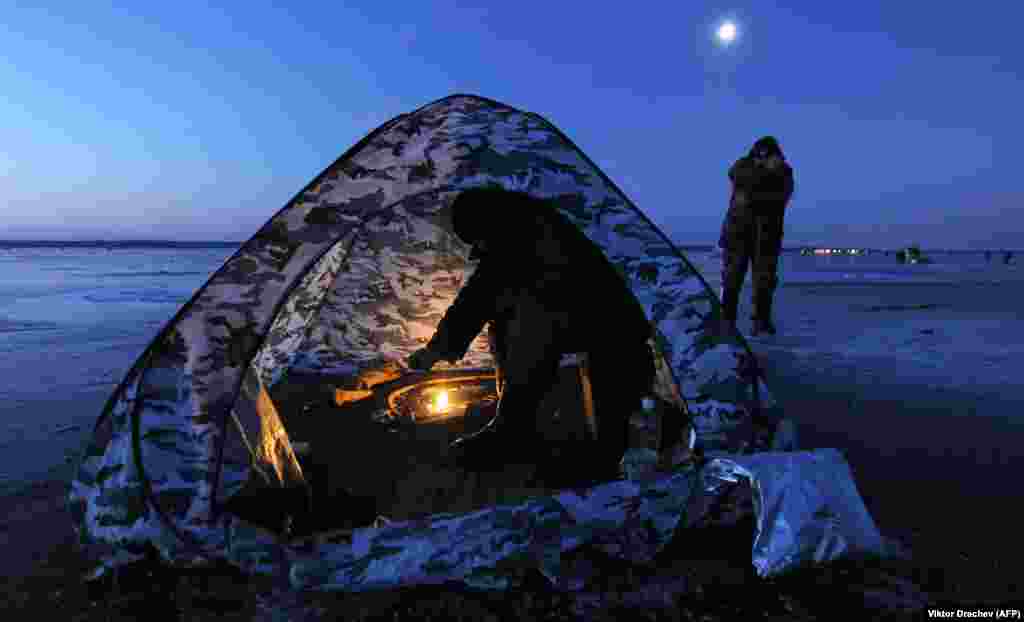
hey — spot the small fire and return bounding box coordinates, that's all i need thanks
[433,390,450,413]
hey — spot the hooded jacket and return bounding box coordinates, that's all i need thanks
[729,155,794,211]
[426,190,651,363]
[719,144,795,251]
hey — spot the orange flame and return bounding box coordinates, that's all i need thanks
[433,390,450,413]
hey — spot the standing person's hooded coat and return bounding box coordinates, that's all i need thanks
[408,187,655,483]
[718,136,795,335]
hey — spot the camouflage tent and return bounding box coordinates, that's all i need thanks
[68,94,887,590]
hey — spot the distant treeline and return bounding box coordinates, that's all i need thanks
[0,240,244,249]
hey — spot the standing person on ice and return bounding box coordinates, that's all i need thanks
[718,136,795,336]
[407,187,655,485]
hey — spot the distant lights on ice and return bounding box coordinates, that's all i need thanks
[809,247,866,256]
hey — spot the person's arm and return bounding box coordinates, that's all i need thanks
[782,165,794,207]
[760,165,794,205]
[749,163,794,205]
[730,158,766,186]
[424,258,500,363]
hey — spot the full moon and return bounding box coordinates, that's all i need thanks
[716,21,738,45]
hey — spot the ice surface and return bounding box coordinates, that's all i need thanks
[0,246,1018,489]
[0,247,233,487]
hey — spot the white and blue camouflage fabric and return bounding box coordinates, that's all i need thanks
[68,94,887,590]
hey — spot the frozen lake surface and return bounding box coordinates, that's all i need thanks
[0,245,1019,491]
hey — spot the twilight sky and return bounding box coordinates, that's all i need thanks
[1,2,1019,249]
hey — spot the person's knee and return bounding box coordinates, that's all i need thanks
[501,341,561,390]
[753,266,779,291]
[493,381,548,430]
[589,347,652,432]
[721,250,752,285]
[595,342,654,390]
[623,342,656,392]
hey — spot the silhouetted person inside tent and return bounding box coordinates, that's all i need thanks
[408,187,655,484]
[718,136,795,336]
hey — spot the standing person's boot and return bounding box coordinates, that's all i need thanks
[751,288,777,336]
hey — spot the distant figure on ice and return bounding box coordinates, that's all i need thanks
[407,188,655,485]
[1006,251,1016,265]
[718,136,795,336]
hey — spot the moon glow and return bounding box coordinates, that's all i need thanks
[716,21,738,45]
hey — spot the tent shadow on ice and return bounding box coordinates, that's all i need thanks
[68,94,890,591]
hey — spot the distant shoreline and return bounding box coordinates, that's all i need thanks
[0,240,1016,254]
[0,240,244,249]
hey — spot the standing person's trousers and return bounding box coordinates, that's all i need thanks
[720,211,785,316]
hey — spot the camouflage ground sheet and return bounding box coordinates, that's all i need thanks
[67,94,870,585]
[286,448,888,592]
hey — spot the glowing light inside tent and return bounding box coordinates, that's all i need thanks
[717,21,738,45]
[432,389,451,414]
[389,375,498,424]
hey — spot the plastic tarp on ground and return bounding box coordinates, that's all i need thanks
[279,448,888,592]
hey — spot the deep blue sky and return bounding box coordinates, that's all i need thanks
[2,2,1019,248]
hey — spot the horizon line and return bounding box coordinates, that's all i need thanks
[0,239,1018,252]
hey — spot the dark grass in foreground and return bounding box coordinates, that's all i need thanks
[4,496,1021,622]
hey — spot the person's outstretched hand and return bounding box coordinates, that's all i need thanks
[408,347,442,371]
